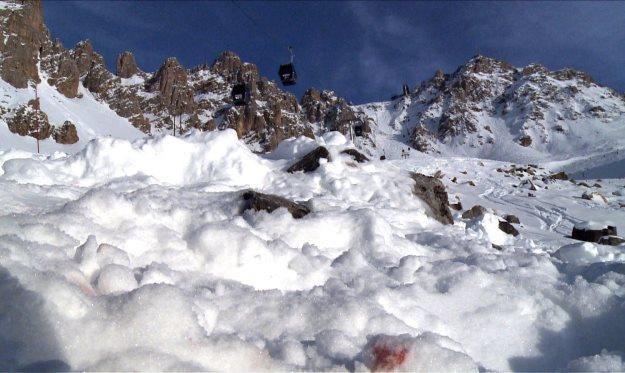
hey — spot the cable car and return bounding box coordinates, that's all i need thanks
[278,46,297,86]
[279,63,297,86]
[354,124,363,137]
[231,83,249,106]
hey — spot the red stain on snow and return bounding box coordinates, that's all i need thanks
[371,343,408,371]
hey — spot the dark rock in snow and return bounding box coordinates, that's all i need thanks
[548,171,569,181]
[572,224,617,243]
[241,190,310,219]
[450,202,463,211]
[461,205,487,220]
[578,182,591,188]
[492,243,505,251]
[518,135,532,147]
[598,236,625,246]
[410,172,453,225]
[498,220,519,236]
[341,148,369,163]
[52,120,79,144]
[504,215,520,224]
[287,146,330,173]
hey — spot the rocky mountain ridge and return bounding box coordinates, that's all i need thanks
[0,0,370,151]
[1,0,624,161]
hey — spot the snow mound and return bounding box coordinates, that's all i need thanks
[555,241,625,266]
[1,129,271,188]
[567,350,625,372]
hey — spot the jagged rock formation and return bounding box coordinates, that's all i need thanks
[1,1,371,149]
[1,0,624,157]
[0,0,47,88]
[116,51,139,78]
[400,55,625,153]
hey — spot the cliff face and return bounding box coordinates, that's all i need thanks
[0,0,47,88]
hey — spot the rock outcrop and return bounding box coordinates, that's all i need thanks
[241,190,310,219]
[52,120,79,144]
[7,104,51,139]
[287,146,331,173]
[410,172,453,225]
[0,0,47,88]
[116,51,139,78]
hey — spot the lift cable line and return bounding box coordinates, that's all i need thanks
[228,0,297,87]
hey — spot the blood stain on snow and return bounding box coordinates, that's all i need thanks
[371,343,408,371]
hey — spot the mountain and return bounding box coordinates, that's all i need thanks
[0,0,369,154]
[358,55,625,175]
[2,0,625,177]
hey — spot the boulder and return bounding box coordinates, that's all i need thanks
[498,220,519,236]
[341,148,369,163]
[572,223,617,243]
[598,236,625,246]
[7,104,52,139]
[504,214,520,224]
[581,191,607,203]
[241,190,310,219]
[116,51,139,78]
[548,171,569,181]
[450,202,463,211]
[52,120,79,144]
[287,146,330,173]
[461,205,487,220]
[410,172,453,225]
[518,135,532,147]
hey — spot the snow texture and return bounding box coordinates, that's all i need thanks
[1,130,625,371]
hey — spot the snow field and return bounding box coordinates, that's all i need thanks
[0,131,625,370]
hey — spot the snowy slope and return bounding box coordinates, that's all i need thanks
[0,76,144,154]
[1,131,624,371]
[355,57,625,178]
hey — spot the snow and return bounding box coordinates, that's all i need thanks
[1,129,625,370]
[0,73,144,154]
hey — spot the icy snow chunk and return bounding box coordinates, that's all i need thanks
[265,136,318,160]
[74,235,100,281]
[362,333,478,372]
[96,264,138,295]
[567,350,625,372]
[320,131,349,146]
[466,212,512,245]
[555,241,625,266]
[96,243,130,268]
[315,329,360,363]
[555,242,599,266]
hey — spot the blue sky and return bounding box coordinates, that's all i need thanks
[42,1,625,104]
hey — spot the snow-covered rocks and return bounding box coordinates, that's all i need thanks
[572,222,617,243]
